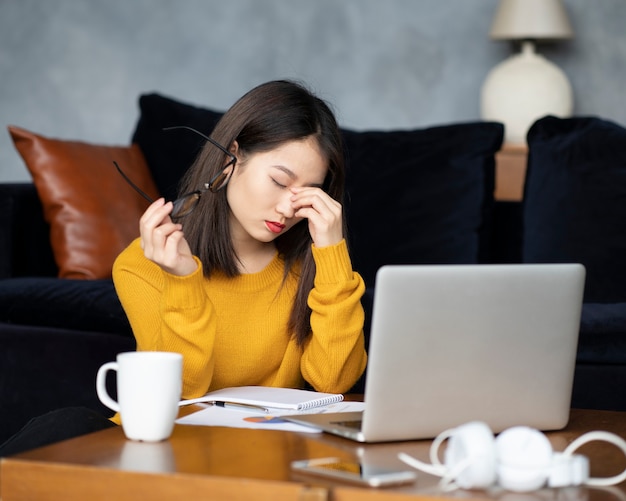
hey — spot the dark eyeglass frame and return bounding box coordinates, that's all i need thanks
[113,126,237,220]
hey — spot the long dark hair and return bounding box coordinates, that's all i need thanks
[178,80,347,345]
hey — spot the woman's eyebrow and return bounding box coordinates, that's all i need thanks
[271,165,323,188]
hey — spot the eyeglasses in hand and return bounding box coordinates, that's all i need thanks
[113,125,237,220]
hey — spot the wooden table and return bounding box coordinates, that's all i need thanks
[2,408,625,500]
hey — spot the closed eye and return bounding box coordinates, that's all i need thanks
[271,177,287,188]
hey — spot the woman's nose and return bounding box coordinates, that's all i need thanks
[276,193,296,218]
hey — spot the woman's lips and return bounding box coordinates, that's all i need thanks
[265,221,286,234]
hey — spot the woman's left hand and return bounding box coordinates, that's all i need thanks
[290,187,344,248]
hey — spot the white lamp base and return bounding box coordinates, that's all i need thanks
[480,41,573,144]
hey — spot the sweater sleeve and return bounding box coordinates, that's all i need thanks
[112,238,217,398]
[301,240,368,393]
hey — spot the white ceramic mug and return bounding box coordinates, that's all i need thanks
[96,351,183,442]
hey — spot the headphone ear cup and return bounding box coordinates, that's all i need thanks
[495,426,554,492]
[444,421,497,489]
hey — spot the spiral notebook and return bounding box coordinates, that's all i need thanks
[180,385,343,411]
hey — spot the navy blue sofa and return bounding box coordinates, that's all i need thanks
[1,94,625,445]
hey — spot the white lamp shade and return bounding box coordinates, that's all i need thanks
[490,0,573,40]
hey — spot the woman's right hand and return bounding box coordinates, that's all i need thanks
[139,198,198,276]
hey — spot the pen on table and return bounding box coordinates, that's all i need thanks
[214,401,270,413]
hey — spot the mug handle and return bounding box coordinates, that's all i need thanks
[96,361,121,412]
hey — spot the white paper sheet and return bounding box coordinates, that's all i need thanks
[176,401,366,433]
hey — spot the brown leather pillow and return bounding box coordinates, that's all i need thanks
[9,126,160,279]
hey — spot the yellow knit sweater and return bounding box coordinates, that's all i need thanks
[112,238,367,398]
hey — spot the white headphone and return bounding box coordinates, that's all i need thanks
[399,421,626,492]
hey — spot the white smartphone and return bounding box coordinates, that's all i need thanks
[291,457,417,487]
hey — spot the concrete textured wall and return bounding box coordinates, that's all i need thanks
[0,0,624,181]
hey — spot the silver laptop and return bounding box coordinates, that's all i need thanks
[286,264,585,442]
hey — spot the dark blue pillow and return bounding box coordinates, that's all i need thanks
[132,93,224,201]
[523,116,626,303]
[0,278,132,335]
[342,122,503,287]
[578,303,626,364]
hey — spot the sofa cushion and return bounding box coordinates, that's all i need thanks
[8,126,160,280]
[0,277,132,335]
[342,122,503,286]
[523,116,626,303]
[578,303,626,365]
[0,322,135,444]
[132,93,224,201]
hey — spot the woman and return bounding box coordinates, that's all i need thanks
[0,80,366,457]
[113,79,367,398]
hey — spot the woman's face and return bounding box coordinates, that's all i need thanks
[226,136,328,247]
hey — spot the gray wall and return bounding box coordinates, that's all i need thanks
[1,0,624,182]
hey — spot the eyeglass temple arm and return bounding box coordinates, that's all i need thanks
[113,161,155,204]
[162,125,236,161]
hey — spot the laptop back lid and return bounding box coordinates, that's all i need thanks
[360,263,585,442]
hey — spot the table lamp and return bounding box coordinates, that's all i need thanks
[480,0,574,144]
